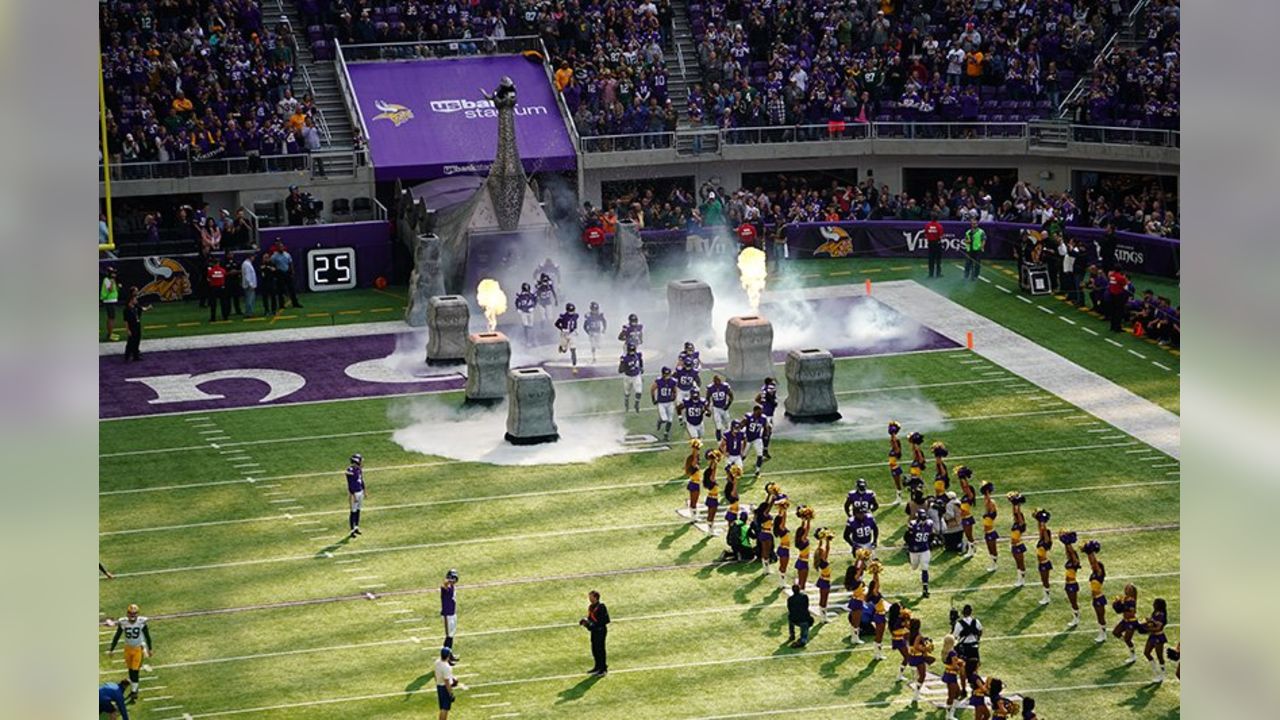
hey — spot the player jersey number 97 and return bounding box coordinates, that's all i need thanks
[307,247,358,291]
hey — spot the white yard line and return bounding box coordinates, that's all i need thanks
[100,460,465,496]
[1105,338,1124,348]
[173,625,1177,718]
[996,285,1012,293]
[1058,316,1077,325]
[873,281,1179,459]
[1152,361,1172,371]
[1016,296,1032,304]
[101,441,1139,537]
[1036,305,1054,314]
[1127,349,1148,359]
[1082,327,1099,336]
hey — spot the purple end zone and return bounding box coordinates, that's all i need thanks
[100,296,957,419]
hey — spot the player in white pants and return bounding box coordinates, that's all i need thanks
[906,509,935,597]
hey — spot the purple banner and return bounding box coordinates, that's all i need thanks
[785,221,1179,277]
[260,221,394,289]
[99,222,394,300]
[347,55,577,181]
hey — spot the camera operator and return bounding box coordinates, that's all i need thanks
[285,185,320,226]
[951,604,984,684]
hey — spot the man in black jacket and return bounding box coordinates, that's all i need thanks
[580,591,610,675]
[786,585,813,648]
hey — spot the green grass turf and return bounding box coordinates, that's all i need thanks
[99,349,1180,719]
[99,287,408,342]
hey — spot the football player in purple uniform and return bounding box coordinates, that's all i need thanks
[534,273,557,324]
[906,508,935,597]
[677,340,702,371]
[346,453,365,538]
[650,366,678,440]
[743,405,770,477]
[753,378,779,460]
[845,507,879,556]
[720,419,746,472]
[706,375,734,440]
[617,343,644,413]
[673,356,701,409]
[845,477,879,517]
[677,387,709,440]
[554,302,580,373]
[441,568,460,661]
[617,313,644,348]
[584,301,607,363]
[514,283,537,346]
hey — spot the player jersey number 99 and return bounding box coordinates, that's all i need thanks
[307,247,357,291]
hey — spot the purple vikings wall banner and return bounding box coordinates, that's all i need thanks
[347,55,578,181]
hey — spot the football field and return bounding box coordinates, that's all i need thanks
[98,270,1180,719]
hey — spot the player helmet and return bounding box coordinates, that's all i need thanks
[589,301,599,311]
[521,282,531,291]
[856,477,868,491]
[682,356,693,367]
[763,377,777,389]
[628,313,638,323]
[626,343,636,352]
[683,341,694,351]
[661,366,672,376]
[690,387,700,397]
[351,453,363,465]
[540,273,550,282]
[915,508,928,521]
[888,420,901,435]
[712,375,722,384]
[730,419,742,429]
[566,302,575,312]
[126,603,140,617]
[908,431,924,444]
[752,404,763,414]
[445,568,459,581]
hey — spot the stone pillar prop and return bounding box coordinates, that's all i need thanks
[613,221,652,290]
[483,76,526,231]
[724,315,775,382]
[426,295,470,365]
[666,279,715,347]
[505,368,559,445]
[783,348,842,423]
[405,234,445,326]
[464,332,511,405]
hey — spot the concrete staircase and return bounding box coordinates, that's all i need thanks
[667,0,718,155]
[277,0,358,176]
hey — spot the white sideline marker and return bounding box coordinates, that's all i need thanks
[1127,349,1148,359]
[1105,338,1123,347]
[996,285,1012,293]
[1082,327,1099,336]
[1058,316,1077,325]
[1016,296,1032,304]
[1036,305,1054,314]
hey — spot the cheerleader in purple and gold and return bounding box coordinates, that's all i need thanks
[723,464,743,519]
[957,466,978,558]
[906,618,935,702]
[1084,539,1108,642]
[889,604,913,681]
[887,420,905,504]
[1060,530,1082,627]
[1033,509,1053,605]
[773,496,792,588]
[754,499,775,570]
[684,439,703,514]
[940,635,967,720]
[793,506,814,590]
[990,684,1017,720]
[814,528,834,618]
[1143,597,1169,682]
[969,674,992,720]
[844,549,871,645]
[866,559,889,658]
[1112,583,1140,663]
[1007,492,1028,587]
[931,441,950,494]
[908,431,927,488]
[701,449,722,534]
[981,482,1000,572]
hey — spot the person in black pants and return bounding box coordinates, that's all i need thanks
[224,251,243,316]
[206,257,230,322]
[259,251,279,315]
[580,590,610,675]
[123,287,146,361]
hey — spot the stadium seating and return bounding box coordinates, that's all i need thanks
[100,1,308,170]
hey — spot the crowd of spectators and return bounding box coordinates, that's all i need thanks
[595,173,1177,237]
[107,199,258,253]
[683,0,1132,134]
[100,0,327,172]
[1064,0,1179,129]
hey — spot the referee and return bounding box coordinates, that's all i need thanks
[952,604,984,685]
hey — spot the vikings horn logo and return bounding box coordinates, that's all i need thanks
[813,226,853,258]
[140,257,192,302]
[372,100,414,127]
